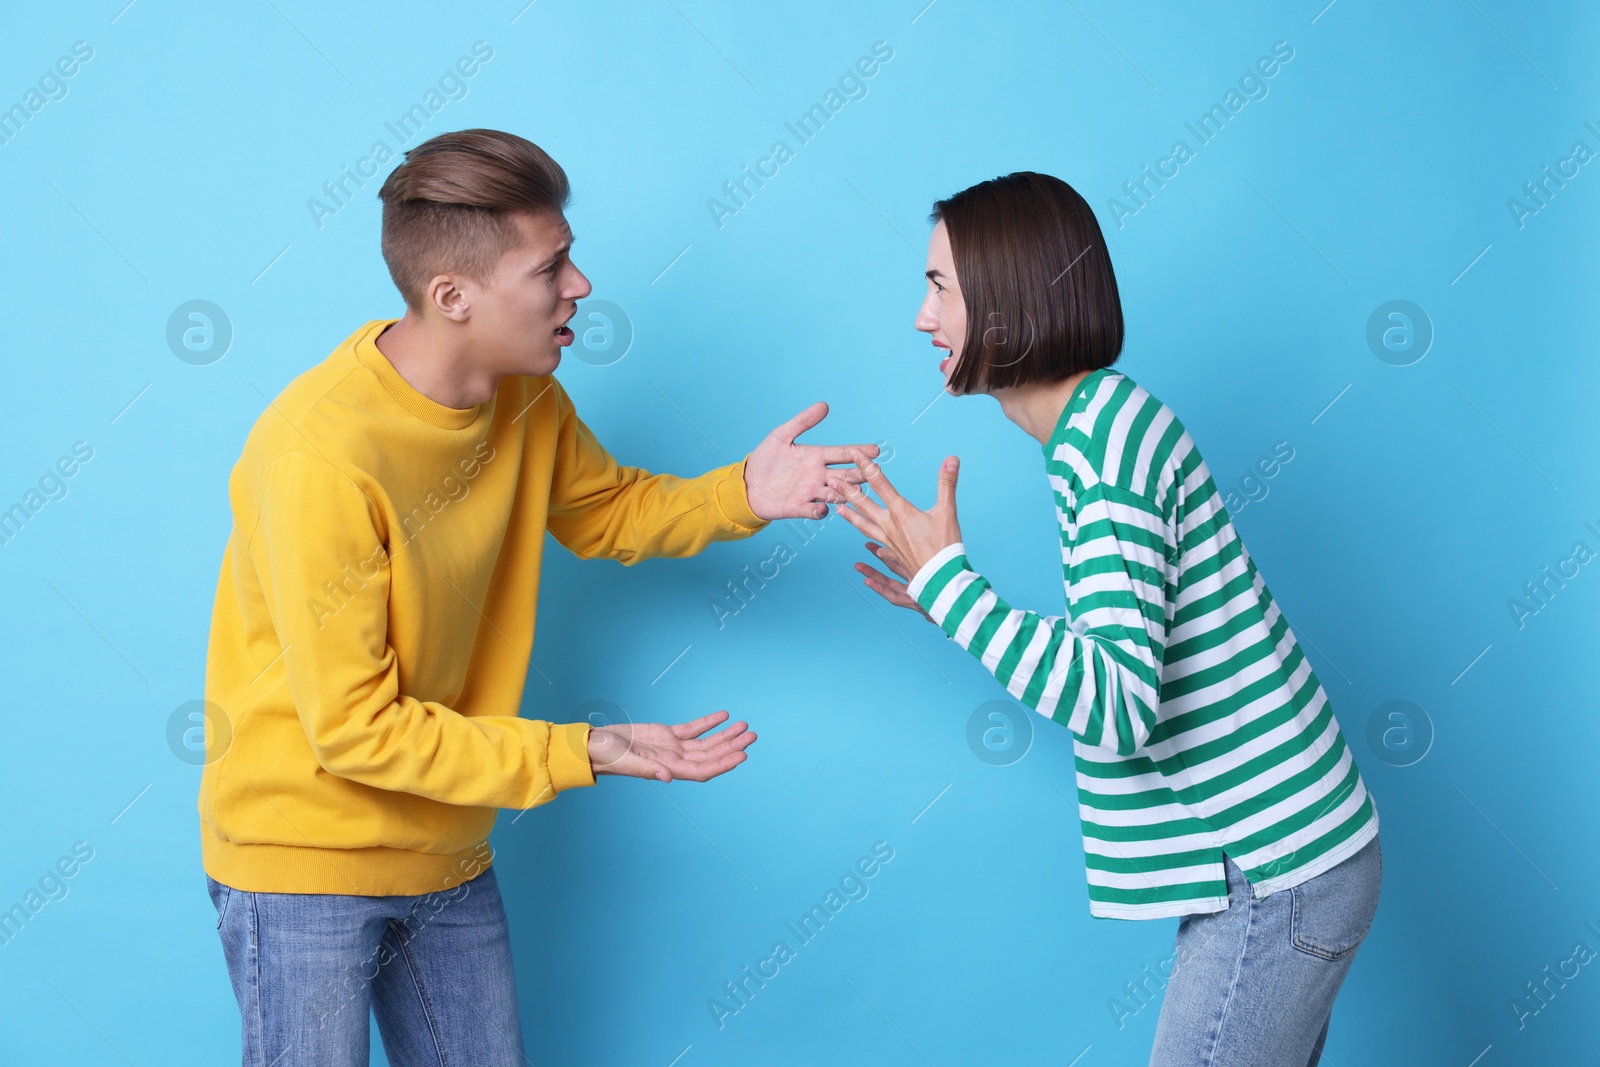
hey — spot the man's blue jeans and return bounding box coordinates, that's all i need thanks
[1149,833,1383,1066]
[206,865,525,1066]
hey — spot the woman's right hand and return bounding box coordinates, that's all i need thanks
[832,449,960,624]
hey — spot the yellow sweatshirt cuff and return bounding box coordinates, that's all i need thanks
[716,457,770,531]
[547,721,597,793]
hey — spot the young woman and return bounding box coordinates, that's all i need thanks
[825,172,1382,1066]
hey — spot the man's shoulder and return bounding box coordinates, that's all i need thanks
[234,326,383,486]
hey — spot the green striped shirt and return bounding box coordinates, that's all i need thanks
[907,367,1379,920]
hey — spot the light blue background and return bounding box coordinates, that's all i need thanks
[1,1,1597,1063]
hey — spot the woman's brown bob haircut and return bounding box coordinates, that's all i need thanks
[932,171,1124,396]
[377,128,570,311]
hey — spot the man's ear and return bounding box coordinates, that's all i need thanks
[428,274,473,322]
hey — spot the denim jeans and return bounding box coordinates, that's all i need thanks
[1148,834,1382,1067]
[205,865,525,1067]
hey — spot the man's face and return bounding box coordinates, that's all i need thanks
[460,209,592,377]
[914,220,968,394]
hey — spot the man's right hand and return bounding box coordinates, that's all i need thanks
[587,710,755,783]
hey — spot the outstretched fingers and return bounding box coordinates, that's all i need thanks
[850,447,903,506]
[819,444,881,465]
[825,465,870,486]
[671,709,731,740]
[696,728,757,762]
[865,540,910,580]
[770,401,829,445]
[668,747,750,782]
[667,730,757,781]
[827,463,889,527]
[855,561,924,613]
[935,455,961,515]
[680,719,751,752]
[830,496,887,542]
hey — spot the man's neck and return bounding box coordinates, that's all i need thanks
[990,368,1092,447]
[375,312,500,410]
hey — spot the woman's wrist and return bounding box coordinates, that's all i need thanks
[906,541,967,605]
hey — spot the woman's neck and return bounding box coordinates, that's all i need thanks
[989,368,1093,446]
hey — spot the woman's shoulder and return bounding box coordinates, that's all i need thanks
[1049,367,1197,505]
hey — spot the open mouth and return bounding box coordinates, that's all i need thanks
[554,310,577,344]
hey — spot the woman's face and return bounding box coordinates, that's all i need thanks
[915,219,968,393]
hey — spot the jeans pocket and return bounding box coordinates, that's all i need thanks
[206,875,232,930]
[1289,839,1380,962]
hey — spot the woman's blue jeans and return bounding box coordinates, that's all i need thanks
[1149,833,1383,1066]
[206,865,524,1067]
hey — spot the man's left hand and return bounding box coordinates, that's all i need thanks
[744,401,881,521]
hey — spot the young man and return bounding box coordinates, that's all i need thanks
[197,128,876,1066]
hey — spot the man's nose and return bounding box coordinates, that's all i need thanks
[569,267,593,300]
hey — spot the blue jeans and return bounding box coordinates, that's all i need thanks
[205,865,525,1066]
[1148,834,1382,1067]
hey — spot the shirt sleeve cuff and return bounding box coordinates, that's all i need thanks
[907,541,968,607]
[546,721,597,793]
[714,457,770,531]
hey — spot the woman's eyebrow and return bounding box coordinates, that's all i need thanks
[925,268,946,281]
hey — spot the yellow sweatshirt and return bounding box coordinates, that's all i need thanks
[198,318,769,895]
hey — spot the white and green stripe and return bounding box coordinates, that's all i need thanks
[908,368,1379,920]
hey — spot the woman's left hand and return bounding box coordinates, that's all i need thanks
[827,448,963,606]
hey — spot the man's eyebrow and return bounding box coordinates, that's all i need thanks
[534,236,574,271]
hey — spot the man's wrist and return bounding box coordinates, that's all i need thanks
[550,721,598,790]
[720,456,769,528]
